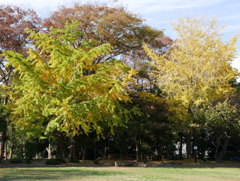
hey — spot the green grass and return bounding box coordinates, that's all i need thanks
[0,167,240,181]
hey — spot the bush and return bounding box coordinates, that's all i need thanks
[9,158,24,164]
[69,159,80,163]
[45,159,66,165]
[25,141,37,161]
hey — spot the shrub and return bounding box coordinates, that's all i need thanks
[9,158,24,164]
[45,159,66,165]
[69,159,80,163]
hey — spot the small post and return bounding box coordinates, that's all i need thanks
[193,146,198,163]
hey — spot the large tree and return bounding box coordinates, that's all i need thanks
[0,5,41,160]
[40,3,172,159]
[3,22,136,138]
[204,100,240,161]
[42,3,168,62]
[144,18,238,158]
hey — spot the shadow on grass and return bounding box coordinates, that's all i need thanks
[0,168,124,181]
[148,161,240,168]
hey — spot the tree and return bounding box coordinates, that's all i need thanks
[0,5,41,86]
[3,22,137,139]
[144,18,238,158]
[41,3,171,159]
[0,5,41,160]
[42,3,166,62]
[205,100,240,161]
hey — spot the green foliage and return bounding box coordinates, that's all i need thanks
[25,141,37,161]
[204,99,240,160]
[2,22,136,137]
[205,99,240,136]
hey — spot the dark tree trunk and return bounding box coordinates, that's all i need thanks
[70,137,78,161]
[186,134,192,158]
[139,139,143,160]
[93,139,96,160]
[81,146,86,160]
[215,137,230,161]
[70,145,77,160]
[214,138,221,161]
[186,107,194,159]
[179,134,183,159]
[136,141,139,161]
[104,139,107,158]
[0,131,7,160]
[56,133,65,159]
[0,96,9,161]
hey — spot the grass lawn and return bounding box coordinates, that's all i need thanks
[0,166,240,181]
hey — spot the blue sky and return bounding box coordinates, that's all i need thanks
[1,0,240,69]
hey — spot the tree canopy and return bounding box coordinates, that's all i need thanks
[3,22,137,137]
[42,3,167,62]
[144,18,238,122]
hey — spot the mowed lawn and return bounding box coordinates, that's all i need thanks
[0,167,240,181]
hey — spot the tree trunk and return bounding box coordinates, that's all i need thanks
[81,147,86,160]
[104,143,107,158]
[70,137,78,161]
[179,134,183,159]
[0,96,9,161]
[93,139,96,160]
[136,142,139,161]
[70,145,77,160]
[186,134,192,158]
[0,142,5,160]
[186,107,194,159]
[0,131,7,160]
[46,142,52,159]
[214,138,221,161]
[8,143,14,159]
[139,139,142,160]
[215,137,230,161]
[8,127,15,160]
[56,133,64,159]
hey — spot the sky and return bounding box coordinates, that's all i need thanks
[1,0,240,69]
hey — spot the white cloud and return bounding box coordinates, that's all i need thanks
[1,0,63,8]
[0,0,65,16]
[0,0,85,17]
[0,0,227,12]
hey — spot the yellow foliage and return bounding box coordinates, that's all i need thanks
[3,23,136,136]
[144,18,238,122]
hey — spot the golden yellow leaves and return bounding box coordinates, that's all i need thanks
[145,18,238,122]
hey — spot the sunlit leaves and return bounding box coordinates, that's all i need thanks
[3,23,136,136]
[144,18,238,123]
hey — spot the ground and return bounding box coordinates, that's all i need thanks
[0,166,240,181]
